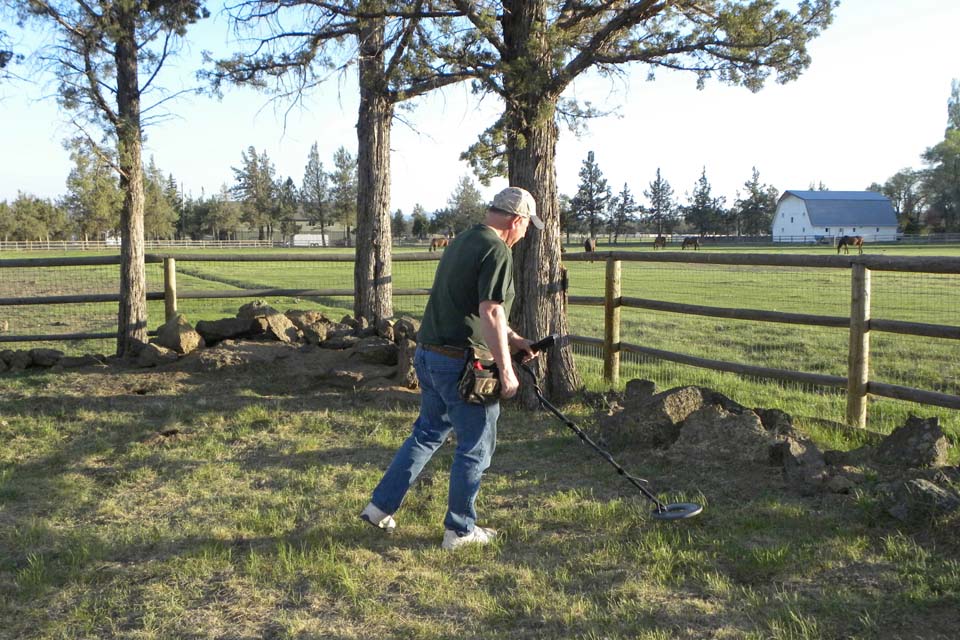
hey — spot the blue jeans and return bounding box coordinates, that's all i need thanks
[370,347,500,534]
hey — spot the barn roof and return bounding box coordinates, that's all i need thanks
[780,191,898,227]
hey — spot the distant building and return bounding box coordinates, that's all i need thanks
[772,191,899,243]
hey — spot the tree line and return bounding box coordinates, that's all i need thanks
[564,153,779,242]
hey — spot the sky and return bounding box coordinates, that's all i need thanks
[1,0,959,216]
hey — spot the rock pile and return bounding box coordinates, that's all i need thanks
[599,380,960,522]
[0,302,423,389]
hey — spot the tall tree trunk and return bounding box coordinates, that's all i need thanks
[354,13,393,324]
[114,10,147,357]
[502,0,581,405]
[507,100,582,406]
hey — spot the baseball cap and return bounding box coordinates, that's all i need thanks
[490,187,544,229]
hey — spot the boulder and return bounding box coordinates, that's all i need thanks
[885,478,960,522]
[28,348,64,368]
[622,379,657,407]
[769,434,829,494]
[8,350,31,371]
[376,318,395,343]
[393,317,420,343]
[876,415,949,468]
[195,317,255,345]
[250,313,300,343]
[0,359,7,373]
[237,300,280,320]
[395,336,418,389]
[285,310,330,345]
[670,405,773,466]
[155,314,204,354]
[754,408,795,436]
[352,336,398,365]
[600,385,741,449]
[136,343,179,368]
[0,349,13,366]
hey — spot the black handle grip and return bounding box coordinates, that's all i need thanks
[529,334,559,352]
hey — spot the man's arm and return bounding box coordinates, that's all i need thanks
[479,300,520,399]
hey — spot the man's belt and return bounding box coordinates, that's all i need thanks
[419,343,469,359]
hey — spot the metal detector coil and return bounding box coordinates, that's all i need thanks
[519,335,704,522]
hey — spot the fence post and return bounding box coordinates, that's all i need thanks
[846,263,871,427]
[604,257,621,386]
[163,257,178,321]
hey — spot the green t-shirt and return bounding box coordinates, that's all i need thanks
[418,224,515,350]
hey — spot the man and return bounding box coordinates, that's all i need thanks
[360,186,544,550]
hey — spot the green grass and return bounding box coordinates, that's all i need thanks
[1,367,959,639]
[3,242,959,437]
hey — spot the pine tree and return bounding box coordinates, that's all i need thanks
[570,151,611,240]
[329,146,358,246]
[232,146,277,240]
[734,168,779,236]
[301,142,330,246]
[684,168,726,236]
[608,183,639,244]
[644,169,676,235]
[445,175,486,233]
[391,209,407,238]
[410,204,429,240]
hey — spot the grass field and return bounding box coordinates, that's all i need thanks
[1,364,958,639]
[2,243,960,638]
[2,242,959,438]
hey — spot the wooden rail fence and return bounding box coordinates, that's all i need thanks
[563,251,960,426]
[3,251,960,427]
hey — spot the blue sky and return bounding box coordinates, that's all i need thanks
[1,0,958,215]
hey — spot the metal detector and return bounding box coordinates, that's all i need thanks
[519,335,703,521]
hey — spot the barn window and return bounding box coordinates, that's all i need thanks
[790,216,794,223]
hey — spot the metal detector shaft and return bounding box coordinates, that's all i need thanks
[521,363,669,513]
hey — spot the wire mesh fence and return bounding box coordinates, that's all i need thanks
[563,256,960,437]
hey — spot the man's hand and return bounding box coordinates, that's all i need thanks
[508,334,536,363]
[499,366,520,399]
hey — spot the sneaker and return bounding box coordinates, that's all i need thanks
[441,526,498,550]
[359,502,396,533]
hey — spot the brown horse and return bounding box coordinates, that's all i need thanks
[681,237,700,251]
[837,235,864,255]
[583,237,597,252]
[652,235,666,250]
[429,237,449,252]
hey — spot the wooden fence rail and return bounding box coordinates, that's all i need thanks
[3,251,960,425]
[563,251,960,425]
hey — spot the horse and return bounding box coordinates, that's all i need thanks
[429,237,449,252]
[583,237,597,252]
[837,235,864,255]
[652,235,666,250]
[681,237,700,251]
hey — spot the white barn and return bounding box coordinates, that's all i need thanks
[772,191,899,243]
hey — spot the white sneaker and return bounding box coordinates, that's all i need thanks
[441,526,498,550]
[359,502,396,533]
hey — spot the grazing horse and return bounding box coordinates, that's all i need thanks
[652,235,667,250]
[681,237,700,251]
[837,235,864,255]
[584,237,597,252]
[429,237,449,252]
